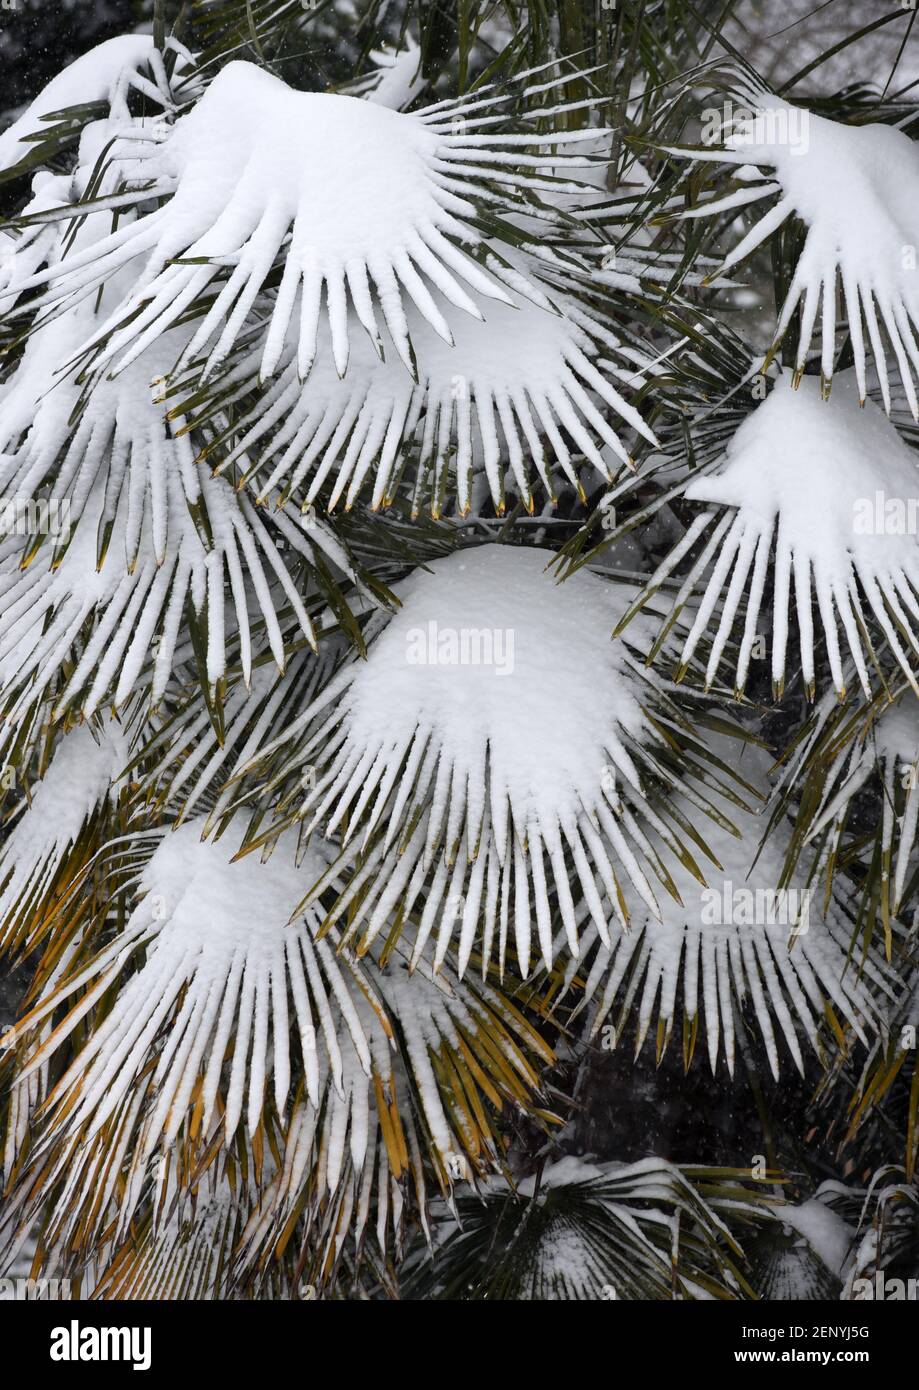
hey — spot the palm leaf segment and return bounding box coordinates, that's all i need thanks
[672,86,919,414]
[238,542,754,979]
[560,738,894,1079]
[618,373,919,700]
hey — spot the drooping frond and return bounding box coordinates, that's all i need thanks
[615,374,919,700]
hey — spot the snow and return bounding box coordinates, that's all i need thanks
[0,35,155,174]
[353,41,427,110]
[780,1198,854,1279]
[22,821,341,1146]
[340,545,650,818]
[262,543,715,976]
[35,59,520,382]
[0,720,128,951]
[11,57,607,390]
[677,373,919,697]
[875,697,919,765]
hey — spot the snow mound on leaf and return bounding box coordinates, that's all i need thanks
[686,374,919,574]
[673,372,919,697]
[780,1198,853,1278]
[134,821,319,956]
[20,720,128,833]
[0,35,154,174]
[273,544,714,978]
[0,721,128,940]
[344,544,651,828]
[682,98,919,412]
[875,696,919,764]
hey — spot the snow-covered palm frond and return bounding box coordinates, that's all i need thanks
[90,1176,258,1301]
[0,34,196,184]
[560,739,895,1079]
[6,59,612,388]
[616,374,919,700]
[406,1157,770,1300]
[0,717,129,959]
[198,273,656,517]
[0,819,553,1262]
[341,39,428,110]
[235,543,757,978]
[671,93,919,414]
[749,1195,850,1300]
[0,460,359,722]
[771,687,919,931]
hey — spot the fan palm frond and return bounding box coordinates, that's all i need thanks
[615,373,919,700]
[669,88,919,413]
[405,1157,773,1300]
[559,737,895,1079]
[5,58,614,389]
[0,816,554,1266]
[231,542,757,978]
[749,1192,851,1299]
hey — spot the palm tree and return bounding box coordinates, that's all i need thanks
[0,0,918,1301]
